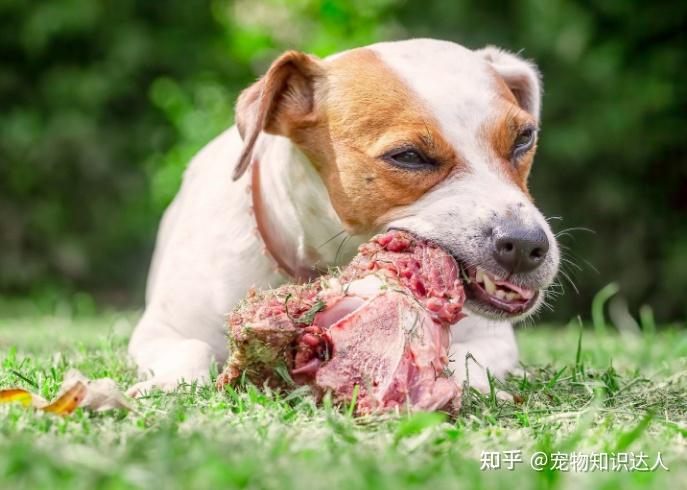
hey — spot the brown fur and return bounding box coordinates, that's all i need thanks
[482,73,538,197]
[233,51,324,180]
[291,49,461,232]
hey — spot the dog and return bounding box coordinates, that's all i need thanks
[127,38,559,397]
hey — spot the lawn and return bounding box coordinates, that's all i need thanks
[0,303,685,490]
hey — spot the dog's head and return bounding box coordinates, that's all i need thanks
[233,39,559,321]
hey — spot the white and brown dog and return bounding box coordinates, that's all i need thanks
[127,39,559,396]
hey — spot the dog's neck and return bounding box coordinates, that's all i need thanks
[248,134,365,279]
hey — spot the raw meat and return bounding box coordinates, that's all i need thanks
[216,231,465,415]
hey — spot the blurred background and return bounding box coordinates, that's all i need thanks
[0,0,685,324]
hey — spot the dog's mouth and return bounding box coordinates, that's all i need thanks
[459,265,538,316]
[385,227,540,317]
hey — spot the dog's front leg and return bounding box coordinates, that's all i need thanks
[449,316,519,398]
[126,311,227,397]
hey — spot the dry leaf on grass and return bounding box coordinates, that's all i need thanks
[59,369,133,412]
[0,369,133,416]
[0,388,46,408]
[42,382,88,415]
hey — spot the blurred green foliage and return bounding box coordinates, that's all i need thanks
[0,0,685,321]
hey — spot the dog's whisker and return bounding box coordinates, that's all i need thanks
[554,226,596,238]
[581,258,600,275]
[539,301,554,313]
[560,257,583,272]
[559,246,597,279]
[557,268,580,295]
[334,234,352,265]
[318,229,347,250]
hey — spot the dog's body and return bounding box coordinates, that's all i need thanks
[128,39,559,396]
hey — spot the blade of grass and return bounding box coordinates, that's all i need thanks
[613,412,653,453]
[591,282,619,335]
[10,369,38,388]
[573,316,584,382]
[639,304,656,336]
[346,384,359,417]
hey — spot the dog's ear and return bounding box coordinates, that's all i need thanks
[478,46,542,122]
[233,51,324,180]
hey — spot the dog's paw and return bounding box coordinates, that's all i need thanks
[126,379,173,398]
[128,338,216,397]
[126,372,210,398]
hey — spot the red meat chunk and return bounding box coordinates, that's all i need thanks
[216,230,465,415]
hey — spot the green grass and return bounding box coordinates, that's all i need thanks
[0,307,686,490]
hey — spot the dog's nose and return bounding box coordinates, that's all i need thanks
[492,222,549,274]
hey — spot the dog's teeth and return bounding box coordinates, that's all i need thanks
[483,273,496,294]
[476,268,485,283]
[505,292,519,301]
[494,289,506,300]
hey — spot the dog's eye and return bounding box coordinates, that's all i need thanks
[512,127,536,159]
[385,149,434,170]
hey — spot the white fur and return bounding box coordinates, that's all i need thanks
[128,39,558,396]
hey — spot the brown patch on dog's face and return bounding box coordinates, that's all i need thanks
[482,76,539,198]
[483,107,537,199]
[288,49,461,233]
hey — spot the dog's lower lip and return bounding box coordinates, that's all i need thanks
[460,264,538,315]
[465,281,538,314]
